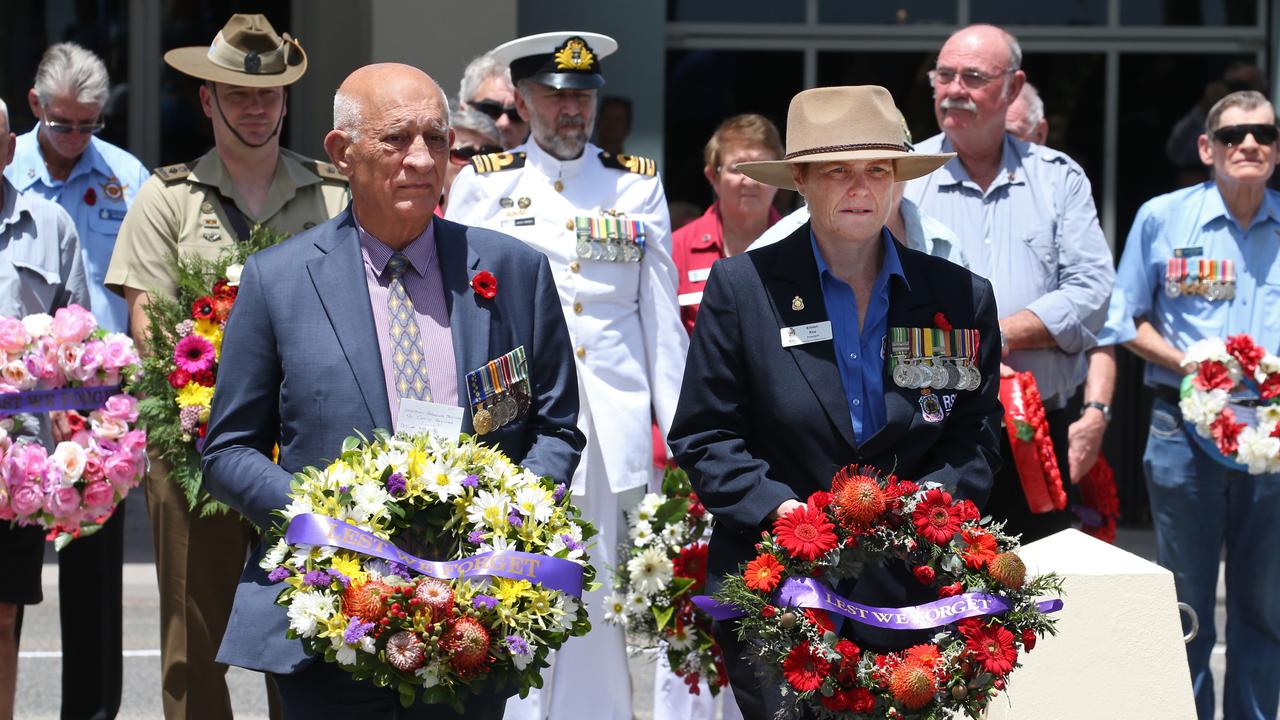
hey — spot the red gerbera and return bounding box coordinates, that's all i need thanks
[959,527,998,569]
[781,641,829,692]
[1226,334,1265,377]
[471,270,498,300]
[912,488,961,545]
[1195,360,1235,392]
[743,554,785,592]
[964,623,1019,675]
[167,368,191,389]
[773,504,837,562]
[673,542,708,590]
[212,295,235,322]
[191,295,216,321]
[191,369,216,387]
[905,643,942,668]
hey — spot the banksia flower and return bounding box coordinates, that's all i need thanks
[343,581,391,623]
[889,661,937,709]
[442,617,491,676]
[988,552,1027,589]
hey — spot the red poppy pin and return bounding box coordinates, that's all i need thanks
[471,270,498,300]
[933,311,952,332]
[83,187,97,206]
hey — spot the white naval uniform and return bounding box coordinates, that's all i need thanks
[446,140,687,720]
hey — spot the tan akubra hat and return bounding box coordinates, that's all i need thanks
[737,85,954,190]
[164,14,307,87]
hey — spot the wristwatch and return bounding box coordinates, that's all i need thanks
[1082,401,1112,423]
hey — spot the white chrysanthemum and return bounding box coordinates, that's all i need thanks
[21,313,52,338]
[1181,338,1229,371]
[513,485,555,524]
[625,591,651,615]
[260,539,290,570]
[666,624,696,651]
[323,461,357,491]
[350,482,391,520]
[627,547,674,597]
[635,493,664,523]
[282,496,315,521]
[660,522,685,546]
[288,544,336,569]
[467,489,511,528]
[286,590,336,637]
[558,596,580,631]
[629,520,655,548]
[1236,426,1280,474]
[479,533,513,553]
[1181,388,1230,432]
[373,448,411,476]
[423,458,467,501]
[602,593,628,625]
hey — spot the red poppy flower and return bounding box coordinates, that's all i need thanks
[912,488,961,545]
[933,311,952,332]
[83,187,96,206]
[1226,334,1264,377]
[1195,360,1235,392]
[471,270,498,300]
[782,641,829,692]
[959,527,998,569]
[773,504,838,562]
[964,623,1018,675]
[743,554,784,592]
[167,369,191,389]
[191,295,216,321]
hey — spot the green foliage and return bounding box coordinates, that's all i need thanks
[127,225,290,516]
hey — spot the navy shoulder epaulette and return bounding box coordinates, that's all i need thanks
[471,151,527,174]
[599,151,657,177]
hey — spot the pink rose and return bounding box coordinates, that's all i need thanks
[101,395,139,423]
[81,481,115,513]
[101,335,139,371]
[8,443,49,483]
[1,360,35,391]
[0,317,30,355]
[120,430,147,461]
[71,340,105,382]
[50,305,96,344]
[90,413,128,441]
[58,342,85,380]
[44,485,82,521]
[82,454,104,482]
[104,452,139,490]
[10,482,44,518]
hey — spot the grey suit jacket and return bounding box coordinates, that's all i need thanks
[200,209,584,673]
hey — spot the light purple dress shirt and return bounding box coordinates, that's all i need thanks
[355,215,458,427]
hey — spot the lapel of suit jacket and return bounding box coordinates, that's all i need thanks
[857,245,939,458]
[306,210,393,430]
[764,224,858,451]
[434,218,490,423]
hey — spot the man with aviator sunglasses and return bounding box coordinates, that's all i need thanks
[458,53,530,149]
[1105,90,1280,720]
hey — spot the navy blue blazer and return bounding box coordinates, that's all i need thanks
[200,209,584,674]
[668,223,1002,649]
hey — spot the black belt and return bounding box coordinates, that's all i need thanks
[1151,385,1180,405]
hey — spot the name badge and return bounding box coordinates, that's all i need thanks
[678,291,703,307]
[687,267,711,283]
[396,398,464,440]
[1173,246,1203,258]
[780,321,833,348]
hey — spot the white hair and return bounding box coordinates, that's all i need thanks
[459,53,511,103]
[1019,82,1044,128]
[1003,29,1023,71]
[0,98,9,134]
[450,108,500,146]
[333,90,363,139]
[34,42,109,108]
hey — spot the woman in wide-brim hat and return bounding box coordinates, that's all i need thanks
[668,85,1003,720]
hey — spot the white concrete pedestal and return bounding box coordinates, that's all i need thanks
[984,529,1196,720]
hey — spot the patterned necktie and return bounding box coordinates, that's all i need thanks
[385,253,431,401]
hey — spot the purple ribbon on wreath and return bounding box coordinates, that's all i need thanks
[693,577,1062,631]
[0,385,121,414]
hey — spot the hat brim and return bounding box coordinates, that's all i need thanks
[164,46,307,87]
[525,71,605,90]
[737,150,956,190]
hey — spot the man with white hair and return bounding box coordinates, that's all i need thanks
[105,15,347,719]
[0,95,90,720]
[3,44,147,718]
[458,53,529,149]
[1005,81,1048,146]
[905,24,1114,541]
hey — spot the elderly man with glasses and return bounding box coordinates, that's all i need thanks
[904,24,1114,542]
[2,41,147,720]
[1105,90,1280,720]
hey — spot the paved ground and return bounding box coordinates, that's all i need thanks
[14,496,1223,719]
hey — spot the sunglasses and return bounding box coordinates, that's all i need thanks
[470,100,521,124]
[44,118,105,135]
[450,144,504,165]
[1212,123,1279,146]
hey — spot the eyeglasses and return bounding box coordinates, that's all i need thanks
[928,67,1014,90]
[1212,123,1279,146]
[43,117,105,135]
[450,144,504,165]
[470,100,521,124]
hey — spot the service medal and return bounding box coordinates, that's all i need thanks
[929,364,948,389]
[473,408,494,435]
[892,362,913,388]
[576,240,592,258]
[514,390,531,418]
[944,364,962,389]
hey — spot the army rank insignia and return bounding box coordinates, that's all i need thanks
[465,346,531,436]
[888,326,981,391]
[1164,256,1236,300]
[574,213,646,262]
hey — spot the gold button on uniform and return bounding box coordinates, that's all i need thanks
[569,261,581,273]
[573,302,583,314]
[554,180,565,192]
[575,346,586,359]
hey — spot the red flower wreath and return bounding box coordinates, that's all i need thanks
[471,270,498,300]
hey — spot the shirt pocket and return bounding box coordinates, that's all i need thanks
[12,258,62,311]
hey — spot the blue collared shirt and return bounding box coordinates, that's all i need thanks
[811,228,906,443]
[1103,181,1280,388]
[904,133,1115,407]
[5,127,149,333]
